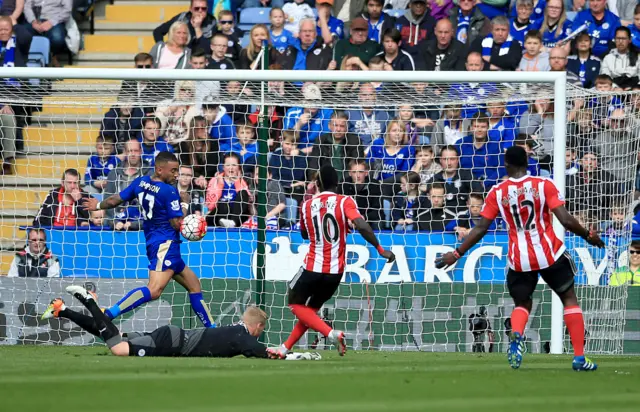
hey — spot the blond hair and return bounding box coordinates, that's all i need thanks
[167,21,191,47]
[243,306,268,326]
[247,24,270,62]
[384,119,408,147]
[541,0,567,39]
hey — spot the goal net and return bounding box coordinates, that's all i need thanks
[0,68,637,355]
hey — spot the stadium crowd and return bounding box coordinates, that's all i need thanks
[2,1,640,264]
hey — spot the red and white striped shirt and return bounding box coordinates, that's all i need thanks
[300,192,363,274]
[480,176,566,272]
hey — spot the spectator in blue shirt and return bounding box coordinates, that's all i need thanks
[366,119,415,182]
[458,113,504,189]
[630,4,640,50]
[345,82,390,146]
[229,123,258,171]
[283,84,333,151]
[572,0,621,58]
[84,135,119,194]
[269,7,296,53]
[139,117,174,166]
[567,31,602,88]
[510,0,546,23]
[316,0,344,44]
[539,0,572,49]
[202,102,235,152]
[486,101,517,149]
[510,0,543,47]
[362,0,396,43]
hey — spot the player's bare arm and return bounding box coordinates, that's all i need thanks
[352,217,396,262]
[435,217,494,269]
[300,225,309,240]
[552,205,605,248]
[81,194,124,211]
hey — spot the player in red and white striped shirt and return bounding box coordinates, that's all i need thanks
[436,146,604,371]
[268,165,395,359]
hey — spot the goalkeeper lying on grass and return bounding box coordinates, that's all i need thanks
[43,285,320,360]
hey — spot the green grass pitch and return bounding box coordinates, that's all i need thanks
[0,347,638,412]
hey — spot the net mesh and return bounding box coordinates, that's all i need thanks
[0,72,637,354]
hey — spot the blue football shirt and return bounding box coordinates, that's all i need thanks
[119,175,183,246]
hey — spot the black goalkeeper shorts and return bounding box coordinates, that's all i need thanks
[126,325,185,357]
[288,267,342,309]
[507,252,577,303]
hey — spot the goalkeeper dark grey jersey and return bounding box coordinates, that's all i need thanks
[123,323,268,358]
[181,323,268,358]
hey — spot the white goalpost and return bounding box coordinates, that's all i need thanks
[0,66,635,355]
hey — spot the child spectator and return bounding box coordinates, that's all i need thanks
[393,171,423,232]
[269,7,296,53]
[89,209,107,229]
[205,153,252,228]
[412,145,443,193]
[567,31,601,89]
[282,0,314,36]
[590,75,623,125]
[366,119,415,182]
[139,117,174,166]
[216,10,242,62]
[397,104,435,145]
[84,136,119,194]
[417,182,456,231]
[518,30,550,71]
[230,123,258,171]
[446,193,498,239]
[207,33,236,69]
[268,130,308,225]
[202,102,235,151]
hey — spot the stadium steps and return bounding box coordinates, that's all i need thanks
[76,52,138,64]
[83,34,156,54]
[0,218,30,249]
[104,2,187,23]
[14,156,89,179]
[23,126,99,155]
[40,96,117,115]
[1,252,16,275]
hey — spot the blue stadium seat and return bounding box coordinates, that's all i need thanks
[240,32,251,48]
[566,11,577,21]
[238,7,271,31]
[27,36,50,68]
[385,9,406,18]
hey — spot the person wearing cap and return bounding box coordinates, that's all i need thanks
[447,0,491,47]
[316,0,344,45]
[361,0,396,43]
[394,0,436,58]
[282,18,333,71]
[333,16,382,67]
[419,18,467,71]
[283,84,333,152]
[471,15,522,71]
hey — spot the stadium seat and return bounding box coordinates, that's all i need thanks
[0,189,49,213]
[24,127,98,149]
[238,7,271,31]
[240,32,251,48]
[14,157,88,179]
[1,252,16,275]
[385,9,406,18]
[27,36,50,67]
